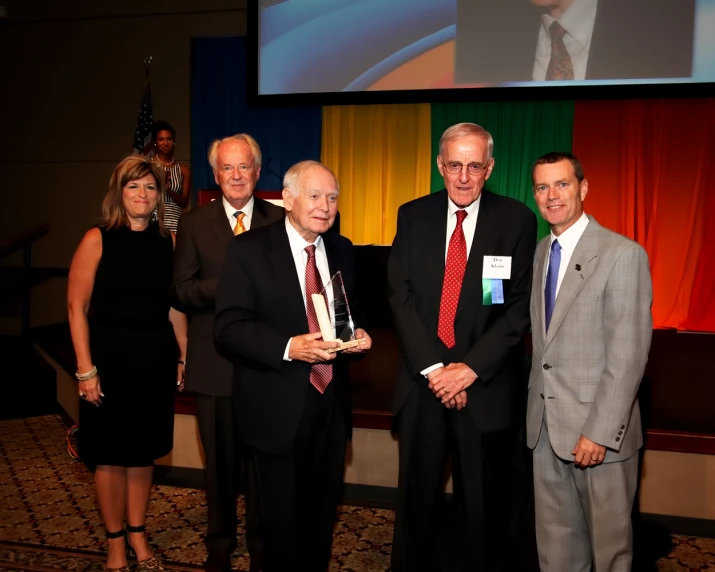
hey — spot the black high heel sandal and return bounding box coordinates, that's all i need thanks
[126,524,165,571]
[105,528,131,572]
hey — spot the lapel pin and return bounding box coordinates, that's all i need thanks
[574,264,582,271]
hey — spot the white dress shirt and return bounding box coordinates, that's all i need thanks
[532,0,598,81]
[222,195,255,231]
[544,211,590,297]
[283,216,335,361]
[422,195,482,377]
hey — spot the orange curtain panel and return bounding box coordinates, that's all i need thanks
[573,98,715,331]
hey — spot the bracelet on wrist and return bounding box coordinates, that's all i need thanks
[178,360,186,365]
[76,366,98,381]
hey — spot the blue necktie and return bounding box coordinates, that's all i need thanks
[544,239,562,332]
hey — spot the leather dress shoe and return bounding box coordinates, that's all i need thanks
[205,548,232,572]
[249,549,264,572]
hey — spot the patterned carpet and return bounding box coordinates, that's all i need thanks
[0,415,713,571]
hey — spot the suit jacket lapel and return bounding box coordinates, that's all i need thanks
[425,192,449,315]
[209,199,234,247]
[456,192,501,319]
[268,222,309,334]
[323,232,340,279]
[251,197,272,229]
[544,219,600,349]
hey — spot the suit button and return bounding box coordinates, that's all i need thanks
[621,424,626,429]
[543,364,551,370]
[616,437,621,442]
[618,430,623,435]
[540,393,544,399]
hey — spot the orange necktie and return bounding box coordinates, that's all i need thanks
[233,211,246,236]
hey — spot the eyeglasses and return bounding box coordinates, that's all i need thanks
[441,159,490,176]
[221,164,254,174]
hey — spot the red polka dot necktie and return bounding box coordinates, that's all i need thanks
[438,210,468,349]
[305,245,332,393]
[546,21,574,81]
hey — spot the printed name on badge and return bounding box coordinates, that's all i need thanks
[482,256,512,280]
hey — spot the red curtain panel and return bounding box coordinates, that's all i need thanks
[573,98,715,332]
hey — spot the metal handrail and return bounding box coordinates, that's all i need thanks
[0,221,51,339]
[0,221,50,257]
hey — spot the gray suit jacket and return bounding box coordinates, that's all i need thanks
[526,217,652,463]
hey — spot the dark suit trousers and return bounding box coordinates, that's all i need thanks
[392,382,520,572]
[195,393,260,554]
[252,381,347,572]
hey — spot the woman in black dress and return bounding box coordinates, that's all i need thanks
[68,156,187,572]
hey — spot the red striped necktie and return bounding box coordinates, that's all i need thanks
[305,245,332,393]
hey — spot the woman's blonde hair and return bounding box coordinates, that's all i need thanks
[100,155,168,236]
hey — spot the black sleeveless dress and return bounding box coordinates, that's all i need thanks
[78,223,176,470]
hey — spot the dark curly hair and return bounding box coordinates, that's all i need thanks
[151,120,176,141]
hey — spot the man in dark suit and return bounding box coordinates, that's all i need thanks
[171,134,284,572]
[388,123,537,571]
[455,0,695,84]
[214,160,372,572]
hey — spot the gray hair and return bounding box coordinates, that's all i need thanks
[283,160,339,197]
[207,133,262,171]
[439,122,494,161]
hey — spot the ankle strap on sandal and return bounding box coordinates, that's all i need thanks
[126,524,146,533]
[106,528,125,539]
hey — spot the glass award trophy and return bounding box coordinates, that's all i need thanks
[311,271,367,353]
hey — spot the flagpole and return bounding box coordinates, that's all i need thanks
[143,55,152,81]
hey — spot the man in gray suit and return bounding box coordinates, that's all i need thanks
[526,152,652,571]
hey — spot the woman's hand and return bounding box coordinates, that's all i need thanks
[79,376,103,406]
[177,363,185,392]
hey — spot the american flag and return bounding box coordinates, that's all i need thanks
[132,81,154,156]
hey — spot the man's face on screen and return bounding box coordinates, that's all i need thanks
[532,159,588,236]
[529,0,571,7]
[213,140,261,209]
[437,135,494,208]
[529,0,574,17]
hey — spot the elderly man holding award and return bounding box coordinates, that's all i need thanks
[214,160,371,572]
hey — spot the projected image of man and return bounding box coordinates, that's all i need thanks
[455,0,696,84]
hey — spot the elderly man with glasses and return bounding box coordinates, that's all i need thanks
[388,122,537,571]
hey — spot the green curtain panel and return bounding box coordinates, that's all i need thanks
[430,101,575,239]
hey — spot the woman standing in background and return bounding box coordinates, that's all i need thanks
[151,120,191,233]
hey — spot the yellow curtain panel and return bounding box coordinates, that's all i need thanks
[321,104,432,245]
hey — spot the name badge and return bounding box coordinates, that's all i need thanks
[482,256,512,280]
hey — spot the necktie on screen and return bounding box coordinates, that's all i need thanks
[546,21,574,81]
[305,245,332,393]
[544,239,562,331]
[438,210,468,349]
[233,211,246,236]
